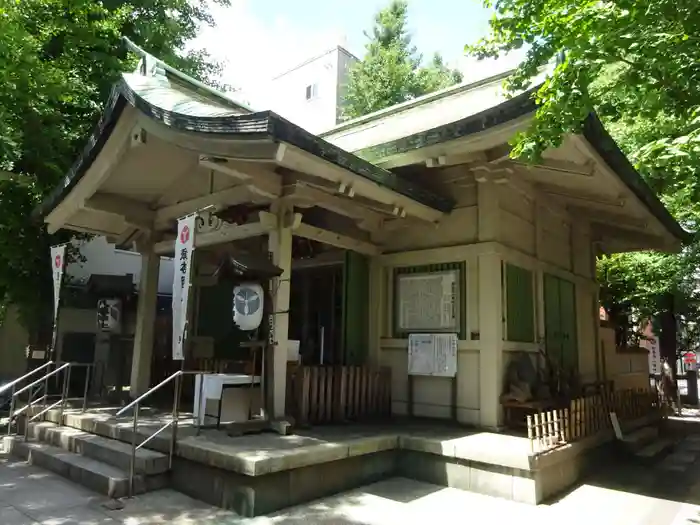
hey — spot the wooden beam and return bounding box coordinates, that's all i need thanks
[154,184,257,228]
[569,205,648,230]
[83,193,155,230]
[474,169,574,222]
[484,143,513,163]
[199,158,282,199]
[153,213,275,255]
[61,223,118,237]
[592,223,674,251]
[535,181,625,207]
[425,151,488,168]
[275,142,444,223]
[284,183,384,230]
[287,172,437,227]
[292,250,345,270]
[294,222,381,256]
[514,158,595,177]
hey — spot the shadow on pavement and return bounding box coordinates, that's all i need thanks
[547,415,700,525]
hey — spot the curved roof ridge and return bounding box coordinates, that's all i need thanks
[122,37,253,114]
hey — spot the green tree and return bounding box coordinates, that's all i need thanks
[417,53,464,94]
[344,0,463,119]
[468,0,700,360]
[0,0,228,340]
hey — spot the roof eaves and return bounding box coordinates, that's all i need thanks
[351,86,539,163]
[345,86,689,244]
[267,113,454,213]
[321,69,517,138]
[34,80,454,221]
[582,113,692,243]
[32,85,128,220]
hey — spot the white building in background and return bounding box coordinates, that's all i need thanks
[250,45,359,134]
[68,237,173,295]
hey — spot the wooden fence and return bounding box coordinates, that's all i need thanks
[286,365,392,426]
[527,388,660,455]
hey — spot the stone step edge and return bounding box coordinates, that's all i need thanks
[26,421,170,475]
[42,410,174,457]
[635,438,676,459]
[5,437,146,499]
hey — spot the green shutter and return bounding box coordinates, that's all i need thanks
[544,273,562,366]
[505,263,535,342]
[342,251,370,365]
[558,278,578,372]
[543,273,578,373]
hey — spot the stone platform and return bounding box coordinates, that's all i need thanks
[29,407,606,516]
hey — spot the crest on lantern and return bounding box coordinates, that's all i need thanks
[232,283,264,331]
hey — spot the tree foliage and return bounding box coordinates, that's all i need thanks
[0,0,227,337]
[343,0,463,119]
[469,0,700,353]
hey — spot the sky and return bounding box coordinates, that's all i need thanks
[190,0,522,95]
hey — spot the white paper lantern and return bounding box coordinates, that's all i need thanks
[232,283,264,331]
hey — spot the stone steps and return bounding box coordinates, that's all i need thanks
[622,426,658,451]
[635,438,675,460]
[6,421,170,499]
[619,423,679,463]
[27,421,169,475]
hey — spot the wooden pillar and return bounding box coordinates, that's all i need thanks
[268,203,293,418]
[477,180,504,429]
[478,251,504,429]
[130,244,160,398]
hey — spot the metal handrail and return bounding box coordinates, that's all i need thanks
[7,361,96,439]
[56,362,95,413]
[115,371,185,418]
[136,419,175,450]
[13,363,70,397]
[115,369,204,498]
[12,363,70,440]
[3,361,55,437]
[29,399,63,422]
[0,361,54,395]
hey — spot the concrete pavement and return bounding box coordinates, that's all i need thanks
[6,433,700,525]
[0,458,240,524]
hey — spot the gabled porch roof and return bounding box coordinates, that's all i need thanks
[36,40,453,255]
[321,71,690,253]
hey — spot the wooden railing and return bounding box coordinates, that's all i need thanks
[527,388,660,455]
[286,365,392,426]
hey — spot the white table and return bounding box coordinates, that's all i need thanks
[193,373,261,427]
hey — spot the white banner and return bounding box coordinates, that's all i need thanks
[49,244,66,357]
[50,245,66,322]
[640,323,661,375]
[172,214,196,361]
